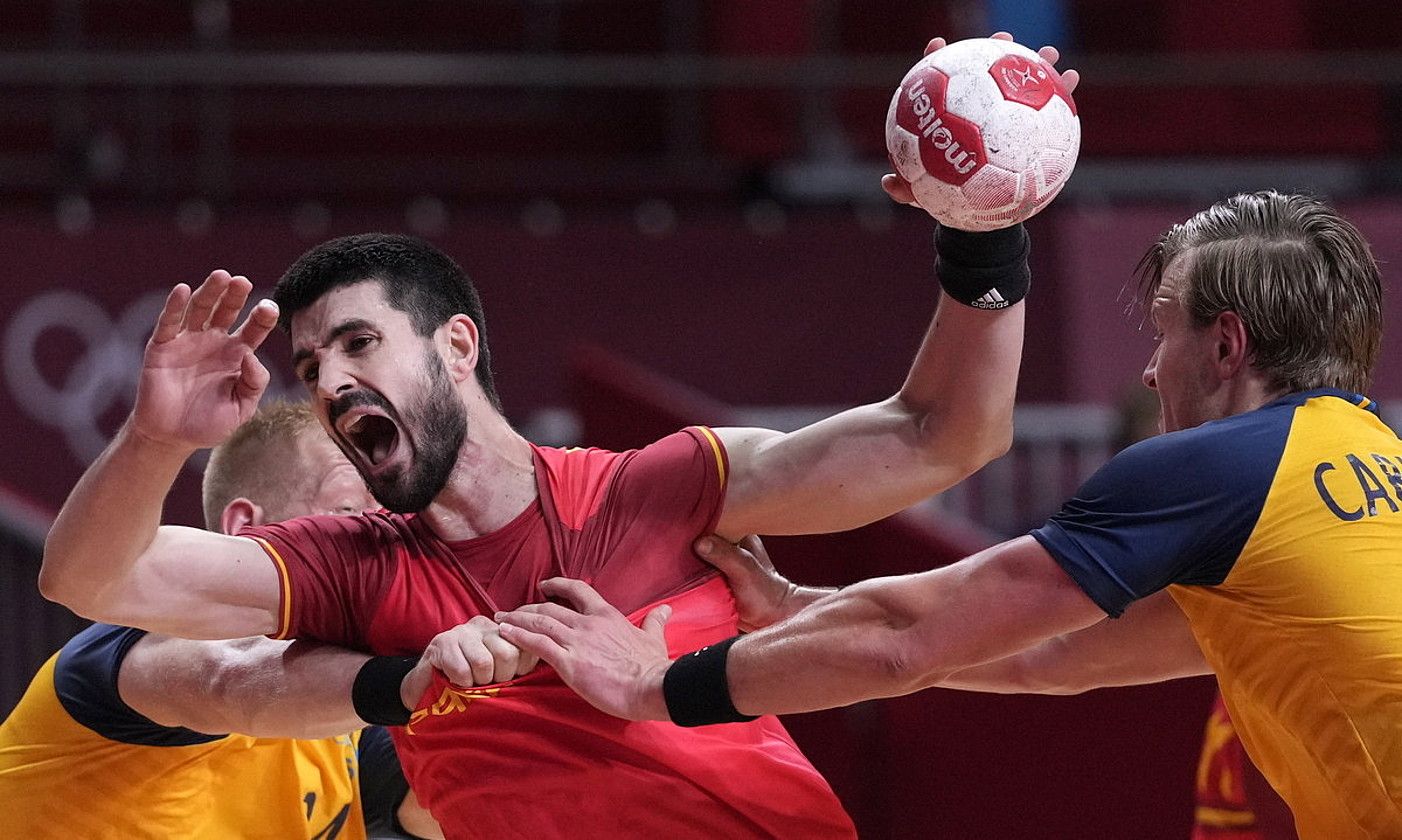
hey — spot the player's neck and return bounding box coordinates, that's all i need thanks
[1219,371,1286,421]
[421,403,537,541]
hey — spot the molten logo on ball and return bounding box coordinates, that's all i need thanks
[886,37,1080,231]
[895,70,986,186]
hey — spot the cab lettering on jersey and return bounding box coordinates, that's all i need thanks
[1313,453,1402,521]
[406,685,502,734]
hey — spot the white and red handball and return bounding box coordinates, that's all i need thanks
[885,37,1079,231]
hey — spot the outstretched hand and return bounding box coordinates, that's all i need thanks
[496,578,673,722]
[883,32,1082,206]
[134,270,279,451]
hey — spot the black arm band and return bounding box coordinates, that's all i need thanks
[933,222,1031,309]
[352,656,418,726]
[662,636,759,728]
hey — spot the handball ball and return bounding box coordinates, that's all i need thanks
[885,37,1080,231]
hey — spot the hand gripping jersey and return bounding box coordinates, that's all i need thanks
[1032,389,1402,839]
[0,624,366,840]
[247,428,856,840]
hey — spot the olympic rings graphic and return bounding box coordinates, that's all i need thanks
[4,289,299,467]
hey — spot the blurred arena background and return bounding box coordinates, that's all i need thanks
[3,1,1401,836]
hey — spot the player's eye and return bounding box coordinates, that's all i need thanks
[347,335,374,353]
[298,364,319,384]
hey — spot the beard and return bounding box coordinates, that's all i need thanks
[337,352,468,514]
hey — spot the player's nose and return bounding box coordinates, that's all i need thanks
[314,357,357,402]
[1142,345,1160,390]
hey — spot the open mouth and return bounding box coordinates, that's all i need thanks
[338,410,402,468]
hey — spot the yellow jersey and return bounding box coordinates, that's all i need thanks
[1033,389,1402,839]
[0,624,367,839]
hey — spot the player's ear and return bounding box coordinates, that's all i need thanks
[220,498,265,535]
[1213,310,1250,379]
[441,315,480,384]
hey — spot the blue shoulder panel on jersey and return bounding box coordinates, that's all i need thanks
[1028,390,1326,617]
[53,623,226,746]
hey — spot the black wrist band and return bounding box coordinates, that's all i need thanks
[662,636,759,728]
[352,656,418,726]
[934,222,1031,309]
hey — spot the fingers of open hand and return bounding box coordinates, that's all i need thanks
[501,600,586,629]
[497,622,568,666]
[736,535,775,570]
[233,299,280,351]
[182,271,234,332]
[537,577,611,615]
[1032,45,1079,93]
[207,275,252,331]
[881,174,918,206]
[641,604,671,637]
[151,284,192,345]
[922,37,947,56]
[495,608,575,642]
[236,351,270,402]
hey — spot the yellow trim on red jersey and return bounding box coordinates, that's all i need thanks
[1193,806,1257,828]
[693,426,727,489]
[248,536,293,640]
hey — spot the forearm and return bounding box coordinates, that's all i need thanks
[196,641,371,739]
[896,224,1031,471]
[763,583,836,627]
[714,539,1104,717]
[726,576,961,716]
[896,292,1023,474]
[41,419,191,610]
[224,642,372,739]
[939,636,1096,695]
[938,592,1209,695]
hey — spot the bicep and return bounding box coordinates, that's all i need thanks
[713,406,969,538]
[98,526,282,639]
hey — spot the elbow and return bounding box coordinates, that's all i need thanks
[38,551,125,625]
[862,607,956,696]
[955,421,1013,479]
[875,633,955,696]
[37,552,91,613]
[928,420,1014,485]
[907,400,1014,483]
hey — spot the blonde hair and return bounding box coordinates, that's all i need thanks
[201,401,322,529]
[1138,191,1382,394]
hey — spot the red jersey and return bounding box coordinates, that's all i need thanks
[247,428,855,839]
[1192,693,1265,840]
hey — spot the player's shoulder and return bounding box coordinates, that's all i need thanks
[1105,395,1302,493]
[245,509,415,548]
[54,624,224,746]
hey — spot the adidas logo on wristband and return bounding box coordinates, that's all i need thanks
[971,288,1009,309]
